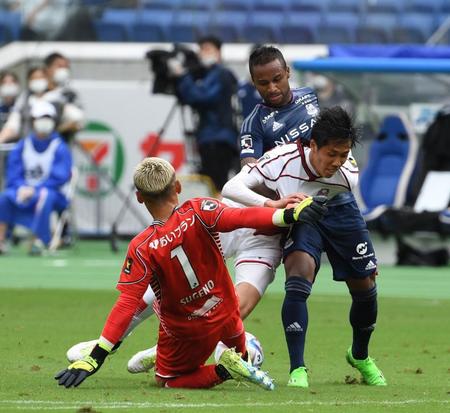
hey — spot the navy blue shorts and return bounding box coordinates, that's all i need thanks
[283,200,377,281]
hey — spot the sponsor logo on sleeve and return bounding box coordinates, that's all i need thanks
[241,135,253,149]
[201,199,219,211]
[123,257,133,274]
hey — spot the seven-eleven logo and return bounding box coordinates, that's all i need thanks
[75,121,125,197]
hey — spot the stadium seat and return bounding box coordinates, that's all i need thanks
[93,21,128,41]
[216,0,253,12]
[279,11,320,44]
[289,0,328,14]
[0,24,12,45]
[100,8,138,39]
[166,11,211,42]
[393,13,437,43]
[207,11,247,42]
[327,0,362,14]
[280,23,317,44]
[177,0,214,11]
[140,0,182,10]
[255,0,287,12]
[358,114,418,221]
[404,0,442,14]
[317,14,357,44]
[357,13,398,43]
[242,11,284,43]
[131,23,166,42]
[364,0,401,14]
[0,10,21,40]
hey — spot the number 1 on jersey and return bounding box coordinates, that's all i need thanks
[171,245,200,289]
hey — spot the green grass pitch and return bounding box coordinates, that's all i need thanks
[0,241,449,413]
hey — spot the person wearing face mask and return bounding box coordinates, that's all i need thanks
[0,72,21,129]
[0,100,72,255]
[0,67,49,144]
[168,35,239,194]
[43,52,84,143]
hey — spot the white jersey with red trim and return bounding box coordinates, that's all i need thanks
[241,142,358,202]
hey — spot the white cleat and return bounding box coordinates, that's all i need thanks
[66,339,98,363]
[127,345,157,374]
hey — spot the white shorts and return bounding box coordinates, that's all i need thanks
[219,227,282,296]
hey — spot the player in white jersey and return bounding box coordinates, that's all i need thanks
[223,106,386,388]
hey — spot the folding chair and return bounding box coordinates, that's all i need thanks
[49,167,79,252]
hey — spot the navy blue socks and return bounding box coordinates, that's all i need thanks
[282,276,312,372]
[349,285,378,360]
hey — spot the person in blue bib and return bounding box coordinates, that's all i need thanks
[0,100,72,255]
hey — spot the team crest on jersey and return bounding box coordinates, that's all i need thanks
[123,257,133,274]
[349,156,358,167]
[241,135,253,149]
[306,103,318,116]
[317,188,330,197]
[201,199,218,211]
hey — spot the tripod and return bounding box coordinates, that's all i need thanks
[109,100,195,252]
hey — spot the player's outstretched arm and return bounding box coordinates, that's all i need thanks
[274,196,328,226]
[213,196,328,233]
[55,343,110,388]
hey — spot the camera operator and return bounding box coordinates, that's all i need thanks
[167,35,239,194]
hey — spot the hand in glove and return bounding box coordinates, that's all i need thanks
[55,344,109,388]
[281,195,328,225]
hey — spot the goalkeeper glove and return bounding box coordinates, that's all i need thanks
[282,195,328,225]
[55,343,109,388]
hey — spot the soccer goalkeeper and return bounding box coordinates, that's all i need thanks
[55,157,326,389]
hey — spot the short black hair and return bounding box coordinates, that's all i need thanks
[197,35,222,50]
[311,106,359,149]
[44,52,67,67]
[249,46,287,76]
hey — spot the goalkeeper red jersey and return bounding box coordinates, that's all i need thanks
[102,198,279,344]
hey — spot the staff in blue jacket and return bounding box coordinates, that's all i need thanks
[169,35,238,193]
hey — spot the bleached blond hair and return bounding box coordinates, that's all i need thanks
[133,157,176,198]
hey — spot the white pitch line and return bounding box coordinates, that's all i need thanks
[1,399,448,410]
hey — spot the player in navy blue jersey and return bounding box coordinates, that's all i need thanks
[236,46,384,387]
[224,106,386,388]
[239,46,319,167]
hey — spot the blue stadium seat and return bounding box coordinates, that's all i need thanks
[328,0,362,13]
[101,8,138,39]
[280,24,317,44]
[280,11,320,44]
[177,0,214,11]
[394,13,437,43]
[404,0,442,13]
[242,11,284,43]
[318,15,357,44]
[0,10,21,40]
[93,21,128,41]
[207,11,247,42]
[139,9,174,38]
[216,0,253,12]
[140,0,182,10]
[289,0,328,14]
[357,13,398,43]
[167,11,211,42]
[131,23,166,42]
[365,0,401,14]
[358,114,418,220]
[0,24,12,45]
[256,0,287,12]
